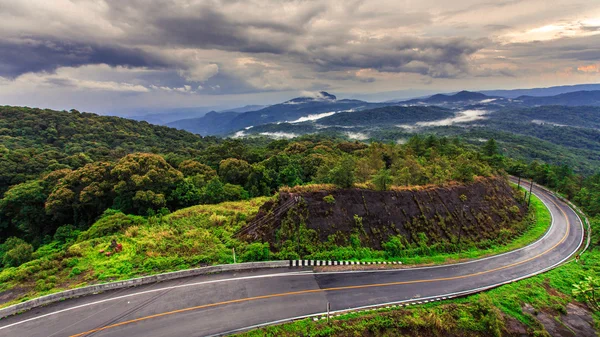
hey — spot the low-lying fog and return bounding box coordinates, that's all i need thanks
[398,109,488,129]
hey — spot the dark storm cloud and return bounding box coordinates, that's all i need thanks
[101,0,481,78]
[504,35,600,62]
[0,38,167,77]
[107,1,322,54]
[302,37,486,78]
[153,13,291,54]
[0,0,487,86]
[106,2,484,80]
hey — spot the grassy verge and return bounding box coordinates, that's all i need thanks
[0,197,273,309]
[237,217,599,337]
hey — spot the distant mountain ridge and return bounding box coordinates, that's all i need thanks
[167,110,241,135]
[168,91,389,135]
[397,91,500,106]
[165,87,600,137]
[317,106,453,126]
[480,83,600,98]
[517,90,600,106]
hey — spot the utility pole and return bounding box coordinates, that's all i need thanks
[528,179,534,209]
[296,222,300,258]
[457,204,468,258]
[517,172,521,189]
[327,302,331,323]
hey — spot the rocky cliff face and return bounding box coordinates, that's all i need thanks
[242,176,527,250]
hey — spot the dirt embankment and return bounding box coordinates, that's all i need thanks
[243,176,527,250]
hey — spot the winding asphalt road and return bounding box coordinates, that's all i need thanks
[0,182,584,337]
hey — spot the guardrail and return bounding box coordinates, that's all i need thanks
[290,260,401,267]
[0,261,289,319]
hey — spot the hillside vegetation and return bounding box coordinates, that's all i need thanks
[1,105,600,320]
[0,105,217,195]
[0,106,504,247]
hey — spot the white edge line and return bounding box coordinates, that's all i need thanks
[0,186,582,332]
[0,271,312,331]
[210,200,584,337]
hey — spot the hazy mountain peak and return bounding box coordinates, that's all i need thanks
[451,91,489,99]
[284,91,337,104]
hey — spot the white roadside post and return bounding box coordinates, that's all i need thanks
[232,248,236,264]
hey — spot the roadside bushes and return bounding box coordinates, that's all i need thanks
[0,237,33,267]
[242,242,271,262]
[77,210,147,241]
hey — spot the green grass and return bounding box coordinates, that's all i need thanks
[237,295,509,337]
[0,197,272,308]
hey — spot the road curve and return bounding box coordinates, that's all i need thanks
[0,182,584,337]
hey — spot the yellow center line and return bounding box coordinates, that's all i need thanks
[70,196,574,337]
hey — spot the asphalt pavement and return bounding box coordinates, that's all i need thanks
[0,183,584,337]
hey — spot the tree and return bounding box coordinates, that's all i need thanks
[219,158,251,186]
[245,164,272,197]
[111,153,183,214]
[329,156,355,188]
[45,162,114,228]
[0,180,51,242]
[201,177,225,204]
[222,184,250,201]
[482,138,499,157]
[177,160,216,178]
[372,168,392,191]
[280,164,303,187]
[169,178,203,208]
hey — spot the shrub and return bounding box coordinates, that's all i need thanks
[2,242,34,267]
[35,278,55,292]
[78,212,146,241]
[53,225,80,243]
[222,184,250,201]
[509,205,520,215]
[69,267,82,278]
[242,242,271,262]
[383,235,406,258]
[323,195,335,204]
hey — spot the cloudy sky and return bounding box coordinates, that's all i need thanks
[1,0,600,115]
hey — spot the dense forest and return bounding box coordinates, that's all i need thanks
[0,105,599,271]
[0,107,500,249]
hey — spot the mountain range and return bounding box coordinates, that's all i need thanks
[164,88,600,137]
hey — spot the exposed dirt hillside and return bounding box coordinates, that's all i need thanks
[242,176,527,250]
